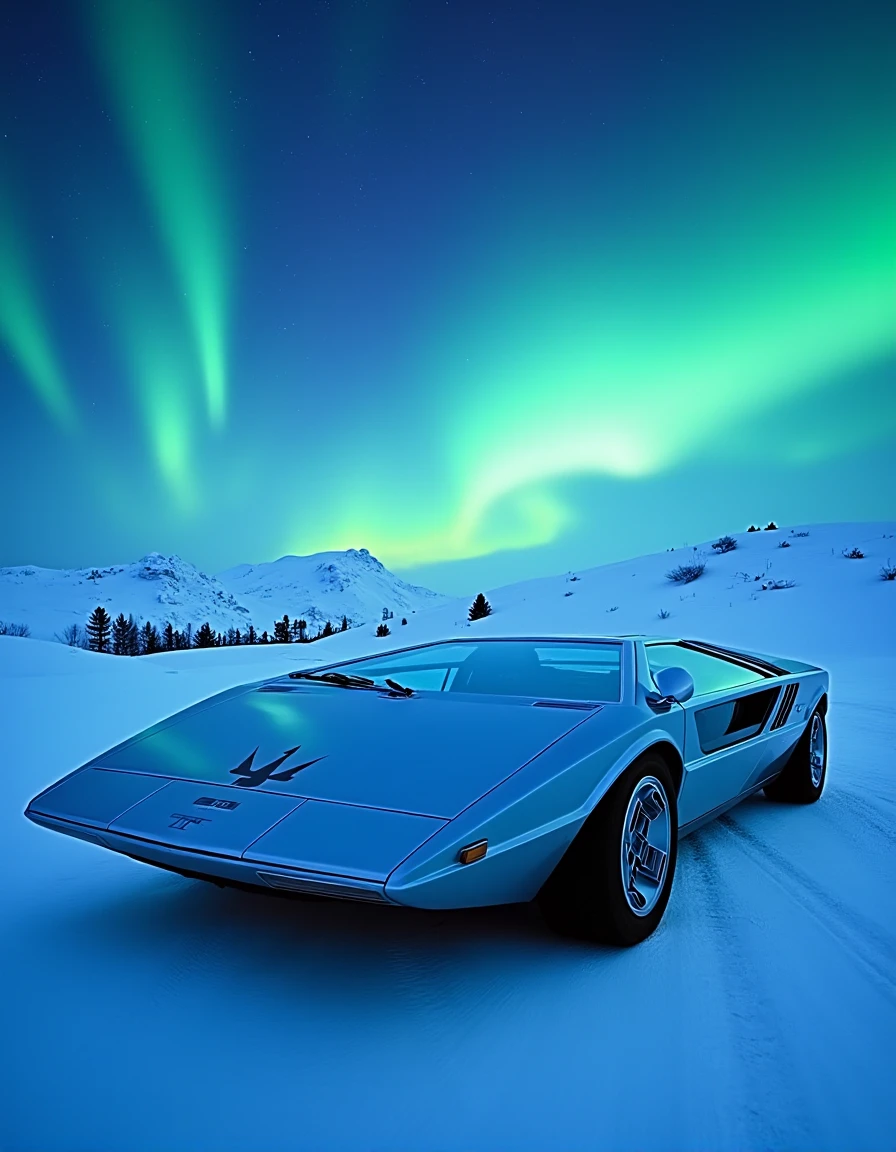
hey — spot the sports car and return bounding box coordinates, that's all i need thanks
[25,635,828,945]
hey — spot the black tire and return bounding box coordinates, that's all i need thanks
[537,753,678,946]
[764,707,827,804]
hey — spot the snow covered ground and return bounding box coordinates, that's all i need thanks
[2,521,895,1151]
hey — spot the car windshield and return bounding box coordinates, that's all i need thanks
[307,640,622,702]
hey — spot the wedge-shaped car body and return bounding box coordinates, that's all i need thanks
[25,636,829,944]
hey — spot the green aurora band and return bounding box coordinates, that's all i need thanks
[91,0,230,428]
[287,152,896,567]
[0,195,77,430]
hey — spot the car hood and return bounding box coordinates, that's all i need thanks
[89,681,599,819]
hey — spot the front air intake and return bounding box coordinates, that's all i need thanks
[255,871,388,903]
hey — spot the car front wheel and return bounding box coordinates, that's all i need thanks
[538,753,678,946]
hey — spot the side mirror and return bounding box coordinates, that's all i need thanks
[650,666,695,705]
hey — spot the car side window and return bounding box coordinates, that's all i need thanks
[645,644,766,697]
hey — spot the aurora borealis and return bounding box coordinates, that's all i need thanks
[1,0,894,590]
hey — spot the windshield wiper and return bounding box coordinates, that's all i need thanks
[384,678,413,697]
[289,671,376,688]
[289,670,414,696]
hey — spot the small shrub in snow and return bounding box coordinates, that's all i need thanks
[763,579,796,590]
[401,617,407,625]
[842,547,865,559]
[657,608,671,619]
[711,535,737,554]
[791,530,810,538]
[747,524,760,532]
[564,590,574,597]
[606,605,619,612]
[376,623,391,637]
[0,620,30,637]
[468,593,493,621]
[764,521,778,530]
[778,540,791,548]
[58,623,88,647]
[880,561,896,581]
[666,560,706,584]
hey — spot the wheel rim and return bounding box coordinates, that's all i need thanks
[621,776,671,916]
[809,713,825,788]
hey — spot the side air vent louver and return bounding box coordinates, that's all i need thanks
[533,700,600,711]
[771,683,799,730]
[256,871,388,902]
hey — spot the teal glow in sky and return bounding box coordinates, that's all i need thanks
[1,0,894,590]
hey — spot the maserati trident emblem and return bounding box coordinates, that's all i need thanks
[169,813,211,831]
[230,745,325,788]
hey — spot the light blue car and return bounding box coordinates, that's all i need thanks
[25,636,828,945]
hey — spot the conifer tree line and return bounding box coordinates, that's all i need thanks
[76,606,353,654]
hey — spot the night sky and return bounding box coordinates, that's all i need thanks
[2,0,894,592]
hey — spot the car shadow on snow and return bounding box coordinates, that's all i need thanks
[44,865,634,1011]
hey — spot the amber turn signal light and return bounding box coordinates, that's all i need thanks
[458,839,488,865]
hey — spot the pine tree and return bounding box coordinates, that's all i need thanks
[226,628,237,646]
[322,620,334,637]
[340,615,348,632]
[141,620,161,654]
[162,622,175,650]
[297,618,307,642]
[468,593,493,621]
[260,630,269,644]
[290,618,301,642]
[126,615,140,655]
[184,623,193,648]
[273,614,291,643]
[401,618,407,625]
[376,623,390,637]
[85,605,111,653]
[246,623,257,645]
[112,612,131,655]
[234,628,242,646]
[193,622,217,648]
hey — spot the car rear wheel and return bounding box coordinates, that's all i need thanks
[538,754,678,946]
[764,707,826,804]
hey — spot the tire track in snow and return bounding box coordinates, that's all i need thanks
[822,787,896,849]
[682,833,815,1150]
[717,814,896,1004]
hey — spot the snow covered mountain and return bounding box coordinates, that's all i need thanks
[0,547,447,643]
[216,547,447,633]
[0,553,253,642]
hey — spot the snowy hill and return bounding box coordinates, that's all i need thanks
[216,547,448,632]
[418,519,896,663]
[291,520,893,668]
[0,547,447,643]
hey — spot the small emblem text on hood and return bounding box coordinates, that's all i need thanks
[230,745,325,789]
[169,813,210,831]
[194,797,239,810]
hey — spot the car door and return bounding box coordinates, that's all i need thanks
[644,643,780,826]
